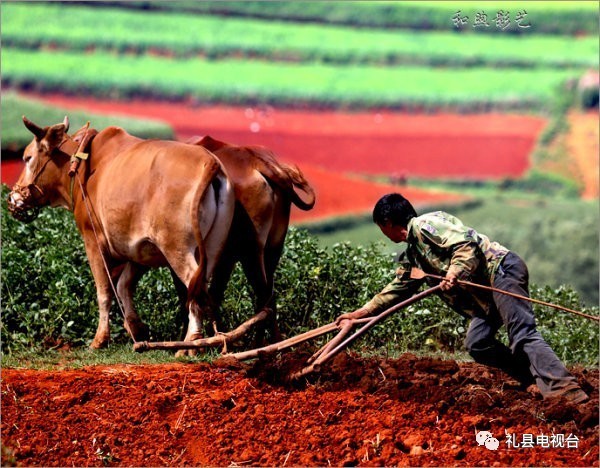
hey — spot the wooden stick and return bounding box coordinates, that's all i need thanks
[226,322,339,361]
[410,268,599,322]
[133,309,270,352]
[306,322,354,365]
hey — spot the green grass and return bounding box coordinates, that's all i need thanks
[1,92,174,149]
[0,344,216,370]
[2,47,581,110]
[0,341,474,370]
[2,3,597,68]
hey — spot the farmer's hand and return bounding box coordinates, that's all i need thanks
[440,272,457,291]
[335,307,370,327]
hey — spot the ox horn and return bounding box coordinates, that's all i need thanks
[62,116,70,133]
[22,115,46,139]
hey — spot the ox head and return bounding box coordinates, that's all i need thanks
[7,116,70,222]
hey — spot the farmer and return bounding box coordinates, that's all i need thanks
[336,193,589,404]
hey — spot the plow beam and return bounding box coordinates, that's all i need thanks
[225,322,339,361]
[133,309,270,352]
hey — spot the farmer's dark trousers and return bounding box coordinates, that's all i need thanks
[464,252,580,398]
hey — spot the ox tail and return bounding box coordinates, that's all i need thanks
[186,158,235,313]
[249,148,316,211]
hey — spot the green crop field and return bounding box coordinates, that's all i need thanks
[93,1,599,35]
[2,191,597,363]
[2,47,580,110]
[1,93,174,149]
[2,3,597,68]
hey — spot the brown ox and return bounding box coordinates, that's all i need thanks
[112,135,316,348]
[8,117,235,351]
[191,135,315,342]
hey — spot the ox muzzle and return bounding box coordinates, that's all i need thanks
[7,184,44,223]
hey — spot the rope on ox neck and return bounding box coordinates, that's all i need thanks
[67,122,90,211]
[67,125,137,345]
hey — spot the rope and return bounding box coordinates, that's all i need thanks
[74,173,137,344]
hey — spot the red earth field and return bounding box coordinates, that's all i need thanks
[23,93,547,180]
[5,92,549,222]
[2,353,598,467]
[566,111,599,199]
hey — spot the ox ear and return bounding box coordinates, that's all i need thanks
[44,120,69,150]
[23,115,46,140]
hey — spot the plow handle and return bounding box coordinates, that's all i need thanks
[313,284,442,368]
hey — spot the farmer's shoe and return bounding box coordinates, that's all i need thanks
[548,387,589,405]
[560,388,589,405]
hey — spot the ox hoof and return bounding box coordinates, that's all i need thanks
[89,339,109,350]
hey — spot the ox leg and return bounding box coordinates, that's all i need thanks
[240,250,273,347]
[262,242,286,343]
[84,240,115,349]
[170,269,189,341]
[170,268,218,343]
[116,262,150,342]
[168,255,211,357]
[259,210,290,344]
[207,245,238,333]
[179,293,214,357]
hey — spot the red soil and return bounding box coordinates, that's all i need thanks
[2,353,597,467]
[1,159,24,187]
[22,93,547,181]
[6,92,547,221]
[288,165,464,223]
[565,111,599,199]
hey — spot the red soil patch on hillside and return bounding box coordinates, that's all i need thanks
[566,111,599,199]
[21,93,547,180]
[289,165,464,223]
[1,159,24,187]
[2,353,597,467]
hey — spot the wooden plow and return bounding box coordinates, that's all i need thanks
[134,266,597,379]
[219,285,442,380]
[133,284,441,379]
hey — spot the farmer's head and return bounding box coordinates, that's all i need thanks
[373,193,417,243]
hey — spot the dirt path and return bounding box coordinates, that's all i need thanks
[2,354,597,467]
[566,111,599,199]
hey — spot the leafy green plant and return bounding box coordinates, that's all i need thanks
[2,188,597,365]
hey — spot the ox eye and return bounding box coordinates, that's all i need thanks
[24,155,32,163]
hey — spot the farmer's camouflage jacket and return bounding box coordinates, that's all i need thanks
[363,211,509,317]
